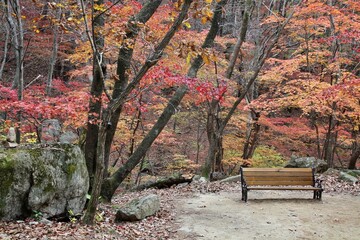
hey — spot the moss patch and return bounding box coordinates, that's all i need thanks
[66,163,77,180]
[0,153,15,218]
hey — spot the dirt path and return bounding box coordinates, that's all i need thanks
[173,190,360,240]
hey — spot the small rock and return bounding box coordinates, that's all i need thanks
[3,141,18,148]
[115,194,160,222]
[6,127,16,142]
[59,131,78,144]
[198,177,208,183]
[39,218,53,225]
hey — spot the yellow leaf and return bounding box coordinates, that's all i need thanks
[201,17,208,24]
[205,0,212,3]
[202,54,210,64]
[186,53,191,65]
[183,21,191,29]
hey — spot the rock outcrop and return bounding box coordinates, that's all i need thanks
[285,156,328,173]
[0,144,89,220]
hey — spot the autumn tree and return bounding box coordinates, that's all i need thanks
[199,0,299,178]
[251,0,360,169]
[100,0,229,201]
[81,0,199,224]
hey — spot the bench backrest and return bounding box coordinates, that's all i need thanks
[241,168,315,186]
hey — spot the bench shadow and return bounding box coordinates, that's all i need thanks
[245,198,322,204]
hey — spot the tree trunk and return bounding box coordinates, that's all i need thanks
[0,14,10,80]
[348,130,359,169]
[242,111,260,159]
[322,105,338,168]
[134,172,192,191]
[101,0,228,201]
[203,99,223,177]
[202,0,254,178]
[7,0,24,98]
[202,4,297,179]
[101,85,188,201]
[84,0,106,191]
[46,1,61,96]
[225,0,253,78]
[82,114,107,224]
[6,0,24,143]
[102,0,163,178]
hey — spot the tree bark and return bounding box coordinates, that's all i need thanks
[46,1,61,96]
[134,172,192,191]
[7,0,24,98]
[242,111,260,159]
[0,9,10,80]
[101,0,228,201]
[225,0,253,79]
[202,4,297,179]
[101,85,188,201]
[84,0,106,191]
[348,144,360,169]
[103,0,163,178]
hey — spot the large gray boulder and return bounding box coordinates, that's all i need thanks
[0,144,89,220]
[115,194,160,222]
[284,156,328,173]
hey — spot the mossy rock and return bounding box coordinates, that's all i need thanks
[0,144,89,220]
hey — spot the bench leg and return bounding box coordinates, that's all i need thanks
[313,190,322,200]
[241,188,248,202]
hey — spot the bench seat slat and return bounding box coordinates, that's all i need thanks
[246,180,314,186]
[242,168,312,172]
[243,172,313,177]
[246,176,313,181]
[247,186,322,190]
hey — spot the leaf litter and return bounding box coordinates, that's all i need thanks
[0,172,358,240]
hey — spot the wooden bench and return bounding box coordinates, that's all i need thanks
[240,167,323,202]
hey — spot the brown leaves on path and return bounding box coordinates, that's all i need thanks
[0,172,358,240]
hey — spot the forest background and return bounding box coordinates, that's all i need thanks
[0,0,359,224]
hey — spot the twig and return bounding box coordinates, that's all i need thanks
[24,74,42,89]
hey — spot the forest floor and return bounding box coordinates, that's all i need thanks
[0,174,359,239]
[173,190,360,240]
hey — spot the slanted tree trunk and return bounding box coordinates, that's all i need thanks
[101,0,228,201]
[134,172,192,191]
[84,0,163,183]
[83,0,194,215]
